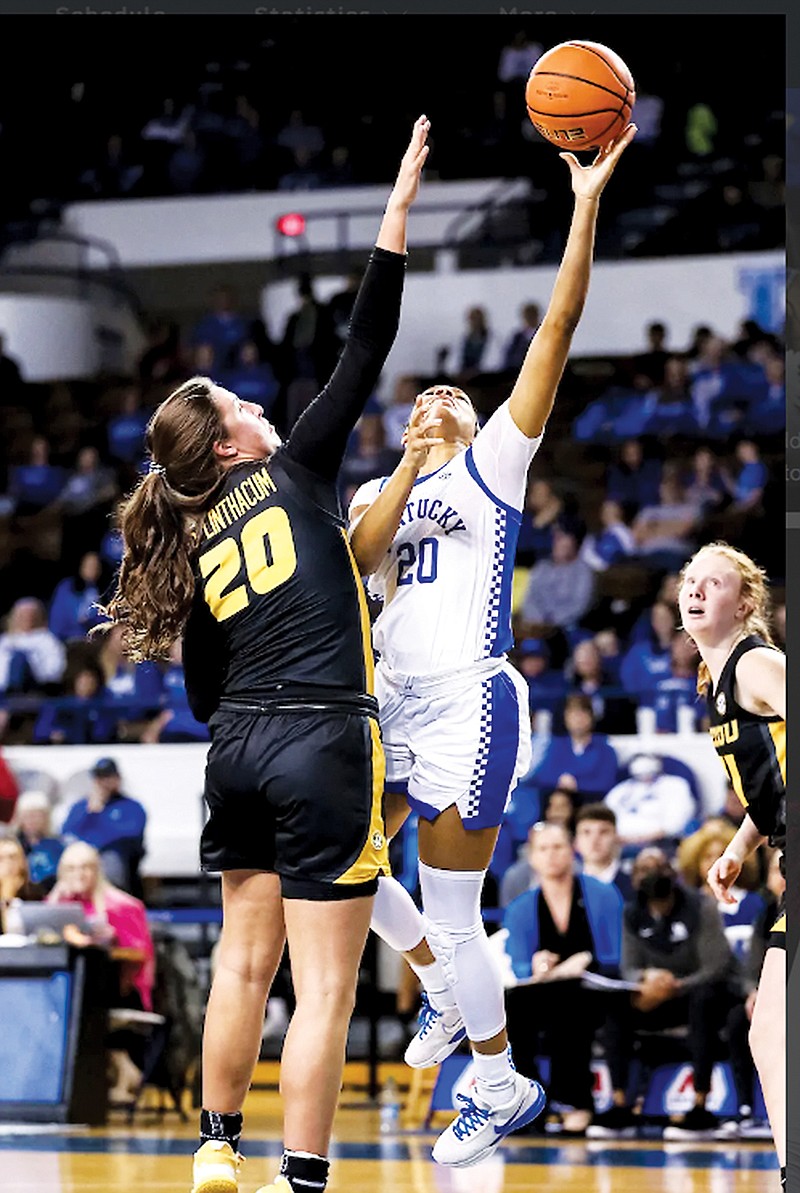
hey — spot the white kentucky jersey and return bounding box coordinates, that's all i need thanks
[349,402,542,676]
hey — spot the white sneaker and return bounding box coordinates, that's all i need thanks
[431,1073,546,1167]
[404,993,466,1069]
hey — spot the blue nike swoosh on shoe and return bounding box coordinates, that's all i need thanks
[493,1084,546,1138]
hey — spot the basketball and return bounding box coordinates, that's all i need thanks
[525,40,636,152]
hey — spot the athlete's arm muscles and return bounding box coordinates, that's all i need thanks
[735,647,785,719]
[182,588,226,723]
[285,119,429,482]
[506,125,636,438]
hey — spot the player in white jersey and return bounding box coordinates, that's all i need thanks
[349,122,636,1167]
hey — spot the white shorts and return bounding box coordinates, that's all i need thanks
[375,658,532,829]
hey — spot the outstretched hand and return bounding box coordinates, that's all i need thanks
[401,394,444,469]
[389,114,431,210]
[560,122,637,201]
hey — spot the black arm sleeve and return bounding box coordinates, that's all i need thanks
[182,585,227,724]
[284,246,406,481]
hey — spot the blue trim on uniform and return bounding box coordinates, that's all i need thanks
[464,446,524,522]
[0,1136,779,1168]
[490,511,521,658]
[406,792,444,822]
[412,458,455,487]
[465,670,522,829]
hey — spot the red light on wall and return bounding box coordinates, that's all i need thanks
[276,212,307,238]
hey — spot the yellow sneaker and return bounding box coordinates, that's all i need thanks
[253,1177,293,1193]
[191,1140,243,1193]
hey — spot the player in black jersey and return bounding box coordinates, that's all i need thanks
[98,117,430,1193]
[678,542,785,1174]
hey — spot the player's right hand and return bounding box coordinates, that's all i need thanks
[706,853,741,904]
[390,115,431,210]
[401,393,444,468]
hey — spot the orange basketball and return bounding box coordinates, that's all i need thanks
[525,40,635,152]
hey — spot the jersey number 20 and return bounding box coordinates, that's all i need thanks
[200,507,297,621]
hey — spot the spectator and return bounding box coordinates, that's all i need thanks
[137,319,185,389]
[60,757,147,895]
[339,413,399,502]
[638,355,696,435]
[619,599,675,708]
[48,551,105,642]
[651,633,704,733]
[574,803,633,902]
[227,95,268,191]
[567,637,635,735]
[503,822,624,1136]
[12,790,63,891]
[322,144,355,188]
[520,523,596,632]
[514,637,569,725]
[622,847,744,1138]
[8,436,66,515]
[580,499,637,573]
[677,817,765,962]
[277,146,324,192]
[327,269,363,349]
[631,466,702,572]
[531,693,619,806]
[541,784,578,835]
[0,836,44,933]
[442,305,505,382]
[79,133,144,198]
[276,108,325,161]
[140,640,210,744]
[279,273,338,425]
[32,662,118,746]
[606,438,662,513]
[495,29,544,124]
[217,340,279,413]
[96,623,164,725]
[515,477,564,567]
[107,385,150,466]
[382,374,420,454]
[683,446,727,516]
[56,446,119,571]
[746,351,785,436]
[47,841,155,1103]
[723,439,768,512]
[0,597,66,695]
[0,747,20,823]
[630,320,670,390]
[167,130,209,195]
[604,752,697,849]
[500,302,542,373]
[628,574,681,645]
[189,285,250,370]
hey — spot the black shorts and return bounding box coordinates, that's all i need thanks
[767,891,786,951]
[201,706,389,901]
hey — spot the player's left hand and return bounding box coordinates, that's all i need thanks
[560,122,637,201]
[389,114,431,211]
[401,393,444,468]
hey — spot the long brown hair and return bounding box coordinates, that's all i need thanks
[679,542,775,694]
[96,376,226,661]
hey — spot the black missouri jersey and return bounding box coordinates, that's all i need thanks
[186,455,374,712]
[706,634,785,853]
[179,245,406,722]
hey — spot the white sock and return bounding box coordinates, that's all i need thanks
[406,957,458,1015]
[471,1047,516,1106]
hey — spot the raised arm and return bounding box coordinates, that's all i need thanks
[348,395,444,575]
[284,117,429,482]
[507,124,637,438]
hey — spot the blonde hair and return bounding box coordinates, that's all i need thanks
[676,817,760,891]
[50,841,115,918]
[679,542,774,694]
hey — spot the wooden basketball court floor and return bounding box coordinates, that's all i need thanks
[0,1071,779,1192]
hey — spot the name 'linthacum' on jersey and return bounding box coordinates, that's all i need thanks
[353,403,540,676]
[189,453,376,708]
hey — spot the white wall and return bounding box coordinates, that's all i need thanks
[0,294,146,383]
[3,733,726,880]
[262,250,785,406]
[62,179,533,268]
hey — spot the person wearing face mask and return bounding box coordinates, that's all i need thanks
[620,847,744,1139]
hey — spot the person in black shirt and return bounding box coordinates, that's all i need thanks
[678,542,785,1174]
[98,116,430,1193]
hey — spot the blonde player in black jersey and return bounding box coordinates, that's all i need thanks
[678,542,785,1184]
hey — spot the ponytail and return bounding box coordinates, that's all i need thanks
[95,377,226,661]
